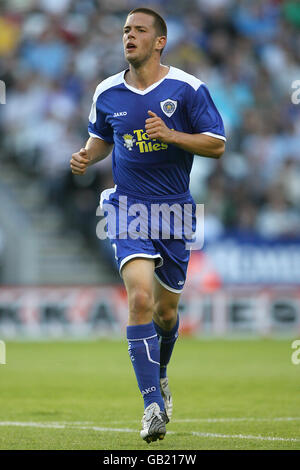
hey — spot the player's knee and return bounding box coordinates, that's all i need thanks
[154,300,178,326]
[128,288,154,318]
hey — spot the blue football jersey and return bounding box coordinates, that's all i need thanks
[88,66,226,197]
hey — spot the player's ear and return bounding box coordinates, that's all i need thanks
[155,35,166,54]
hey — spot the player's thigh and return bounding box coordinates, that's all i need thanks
[153,276,181,326]
[122,257,156,315]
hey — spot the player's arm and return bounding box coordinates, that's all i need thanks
[145,111,225,159]
[70,137,113,175]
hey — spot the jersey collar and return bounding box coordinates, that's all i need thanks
[122,66,171,95]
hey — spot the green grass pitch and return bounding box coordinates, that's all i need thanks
[0,338,299,450]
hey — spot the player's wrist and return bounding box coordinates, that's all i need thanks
[85,146,101,166]
[84,149,93,166]
[166,129,180,146]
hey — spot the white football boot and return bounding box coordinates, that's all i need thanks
[160,377,173,421]
[140,402,169,443]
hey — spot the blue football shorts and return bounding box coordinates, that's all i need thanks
[99,185,197,293]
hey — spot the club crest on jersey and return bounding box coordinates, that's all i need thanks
[122,133,136,151]
[160,99,177,117]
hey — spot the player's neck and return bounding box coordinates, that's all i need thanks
[125,62,169,91]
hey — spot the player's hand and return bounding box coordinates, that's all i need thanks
[70,148,90,175]
[145,111,173,143]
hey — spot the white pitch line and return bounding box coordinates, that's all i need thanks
[67,425,137,434]
[172,417,300,423]
[108,417,300,424]
[0,422,136,433]
[191,432,300,443]
[0,421,299,443]
[0,422,66,429]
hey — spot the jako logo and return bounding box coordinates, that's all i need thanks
[114,111,127,117]
[142,386,156,396]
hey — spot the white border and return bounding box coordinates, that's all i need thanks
[127,334,157,342]
[201,131,226,142]
[122,66,171,95]
[143,339,160,365]
[154,272,183,294]
[88,132,105,140]
[120,253,163,274]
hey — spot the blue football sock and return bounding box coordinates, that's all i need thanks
[127,322,165,411]
[153,316,179,379]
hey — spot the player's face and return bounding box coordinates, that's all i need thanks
[123,13,162,66]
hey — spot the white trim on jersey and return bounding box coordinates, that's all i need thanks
[88,132,106,140]
[122,65,171,95]
[167,66,204,91]
[201,131,227,142]
[89,71,124,123]
[90,65,205,104]
[121,65,205,95]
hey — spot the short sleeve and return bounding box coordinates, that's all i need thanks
[88,90,114,144]
[190,84,226,141]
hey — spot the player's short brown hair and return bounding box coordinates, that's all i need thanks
[127,7,167,55]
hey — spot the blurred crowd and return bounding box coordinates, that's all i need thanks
[0,0,300,255]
